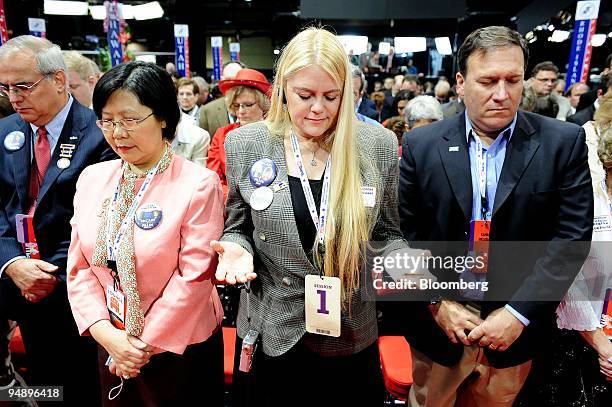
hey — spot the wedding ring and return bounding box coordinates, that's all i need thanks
[489,343,498,350]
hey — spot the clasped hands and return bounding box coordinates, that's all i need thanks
[5,258,59,303]
[429,300,525,351]
[90,320,157,380]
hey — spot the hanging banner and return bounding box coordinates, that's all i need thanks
[566,0,600,90]
[0,0,8,45]
[211,36,223,82]
[28,18,46,38]
[174,24,190,77]
[229,42,240,61]
[105,0,123,67]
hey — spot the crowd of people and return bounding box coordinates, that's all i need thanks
[0,24,610,407]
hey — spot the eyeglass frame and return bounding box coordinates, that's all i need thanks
[96,112,155,133]
[231,102,258,111]
[0,75,50,98]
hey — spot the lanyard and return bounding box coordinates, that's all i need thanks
[289,132,331,246]
[106,160,161,265]
[473,133,489,221]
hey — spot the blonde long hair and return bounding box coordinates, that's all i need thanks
[266,28,371,300]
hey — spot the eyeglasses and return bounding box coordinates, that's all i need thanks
[0,76,48,98]
[231,102,257,111]
[96,112,154,133]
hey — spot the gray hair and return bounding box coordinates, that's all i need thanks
[404,95,443,126]
[458,26,528,76]
[350,64,366,93]
[0,35,66,75]
[192,76,209,93]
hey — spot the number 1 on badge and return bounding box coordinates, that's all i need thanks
[305,275,341,337]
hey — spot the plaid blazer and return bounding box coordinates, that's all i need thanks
[221,121,407,357]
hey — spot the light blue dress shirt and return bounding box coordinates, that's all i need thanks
[30,95,73,156]
[462,111,530,326]
[356,112,383,127]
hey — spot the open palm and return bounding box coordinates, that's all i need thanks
[211,240,256,284]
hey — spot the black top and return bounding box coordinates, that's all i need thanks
[288,175,322,254]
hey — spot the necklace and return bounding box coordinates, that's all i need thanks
[310,146,318,166]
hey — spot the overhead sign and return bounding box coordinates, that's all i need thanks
[566,0,600,90]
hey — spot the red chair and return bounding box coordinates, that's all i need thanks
[378,335,413,402]
[8,326,25,355]
[223,327,236,389]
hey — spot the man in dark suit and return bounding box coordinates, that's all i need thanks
[399,26,593,406]
[441,86,465,119]
[351,64,378,121]
[0,36,115,405]
[198,61,245,136]
[567,71,612,126]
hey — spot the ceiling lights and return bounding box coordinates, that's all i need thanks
[132,2,164,20]
[434,37,452,55]
[591,34,606,47]
[337,35,369,55]
[394,37,426,53]
[89,2,162,21]
[44,0,88,16]
[550,30,571,42]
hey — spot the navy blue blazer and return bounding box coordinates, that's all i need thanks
[398,110,593,368]
[0,100,116,280]
[358,98,378,121]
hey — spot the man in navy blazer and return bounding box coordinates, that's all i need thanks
[398,26,593,406]
[0,36,115,404]
[351,65,379,121]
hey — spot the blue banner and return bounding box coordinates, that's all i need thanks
[174,25,189,77]
[230,42,240,61]
[211,36,222,82]
[106,1,123,67]
[566,1,599,91]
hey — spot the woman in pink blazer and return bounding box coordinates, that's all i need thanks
[67,62,225,406]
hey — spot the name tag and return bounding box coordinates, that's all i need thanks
[106,284,126,330]
[305,275,341,337]
[602,288,612,337]
[469,220,489,273]
[362,186,376,208]
[16,214,40,259]
[594,215,612,232]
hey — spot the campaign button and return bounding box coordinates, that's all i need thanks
[135,203,163,230]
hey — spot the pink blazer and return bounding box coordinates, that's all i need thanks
[67,155,224,354]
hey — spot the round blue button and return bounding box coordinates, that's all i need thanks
[135,203,163,230]
[249,158,277,188]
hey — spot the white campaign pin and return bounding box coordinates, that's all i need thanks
[57,157,71,169]
[249,187,274,211]
[4,131,25,151]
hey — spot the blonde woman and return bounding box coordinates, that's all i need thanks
[556,126,612,381]
[210,28,409,406]
[583,91,612,188]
